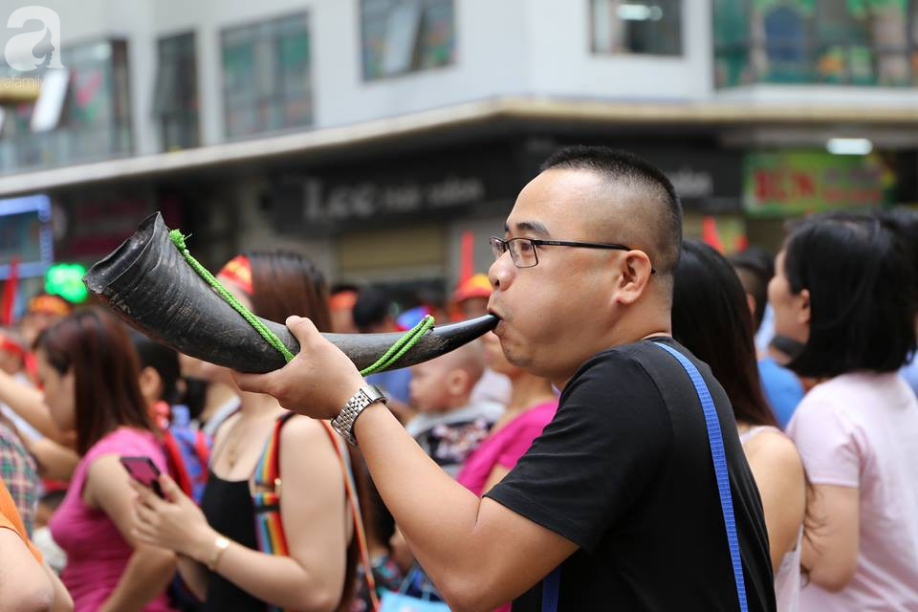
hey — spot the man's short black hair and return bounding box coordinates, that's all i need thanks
[540,145,683,278]
[784,213,917,378]
[729,247,775,332]
[352,287,393,331]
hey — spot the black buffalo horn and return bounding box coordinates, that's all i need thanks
[83,213,498,374]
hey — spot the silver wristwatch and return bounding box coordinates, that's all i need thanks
[331,385,387,446]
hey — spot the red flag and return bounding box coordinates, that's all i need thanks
[459,231,474,284]
[702,217,724,253]
[1,257,20,326]
[735,234,749,252]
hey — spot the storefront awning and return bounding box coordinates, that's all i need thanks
[3,95,918,198]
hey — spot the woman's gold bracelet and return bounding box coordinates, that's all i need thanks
[207,535,230,572]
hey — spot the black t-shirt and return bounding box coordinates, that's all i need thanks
[485,337,776,612]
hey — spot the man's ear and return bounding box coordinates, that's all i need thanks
[614,251,654,306]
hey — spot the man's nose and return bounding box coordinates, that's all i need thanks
[488,251,514,292]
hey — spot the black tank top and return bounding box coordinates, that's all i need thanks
[199,470,265,611]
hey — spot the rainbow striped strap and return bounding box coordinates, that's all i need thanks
[319,421,380,611]
[251,414,380,612]
[253,414,293,562]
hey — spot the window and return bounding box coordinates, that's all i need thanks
[591,0,683,56]
[155,32,199,151]
[221,12,312,139]
[0,40,132,174]
[361,0,456,80]
[714,0,918,88]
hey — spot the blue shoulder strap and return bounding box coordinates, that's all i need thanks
[541,565,561,612]
[540,342,749,612]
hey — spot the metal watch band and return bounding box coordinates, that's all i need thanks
[331,384,387,446]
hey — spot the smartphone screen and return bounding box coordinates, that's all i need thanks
[120,456,164,498]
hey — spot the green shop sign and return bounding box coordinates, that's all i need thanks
[743,151,895,216]
[45,263,89,303]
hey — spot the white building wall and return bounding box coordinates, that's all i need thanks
[1,0,161,155]
[1,0,711,155]
[3,0,918,161]
[160,0,532,134]
[313,0,530,128]
[523,0,712,101]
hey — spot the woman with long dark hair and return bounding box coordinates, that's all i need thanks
[132,251,360,612]
[38,308,176,611]
[771,214,918,610]
[672,239,806,611]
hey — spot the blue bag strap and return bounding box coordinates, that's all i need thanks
[396,564,423,596]
[394,563,438,601]
[539,342,750,612]
[541,567,561,612]
[654,342,749,612]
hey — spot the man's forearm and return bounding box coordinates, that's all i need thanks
[231,319,575,611]
[353,403,486,586]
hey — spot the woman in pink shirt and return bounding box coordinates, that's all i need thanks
[37,309,176,611]
[771,213,918,611]
[456,331,557,497]
[455,332,556,612]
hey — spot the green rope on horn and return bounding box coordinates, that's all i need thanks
[169,230,296,362]
[358,314,435,376]
[169,229,435,374]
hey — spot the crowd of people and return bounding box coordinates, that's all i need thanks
[0,145,917,611]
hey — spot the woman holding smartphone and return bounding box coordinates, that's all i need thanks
[132,251,358,612]
[36,308,176,611]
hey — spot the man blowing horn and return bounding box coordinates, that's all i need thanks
[235,146,777,612]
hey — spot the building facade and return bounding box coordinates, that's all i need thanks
[1,0,916,300]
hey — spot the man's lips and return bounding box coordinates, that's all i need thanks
[489,309,506,336]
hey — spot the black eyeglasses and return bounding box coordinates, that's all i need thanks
[490,236,655,273]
